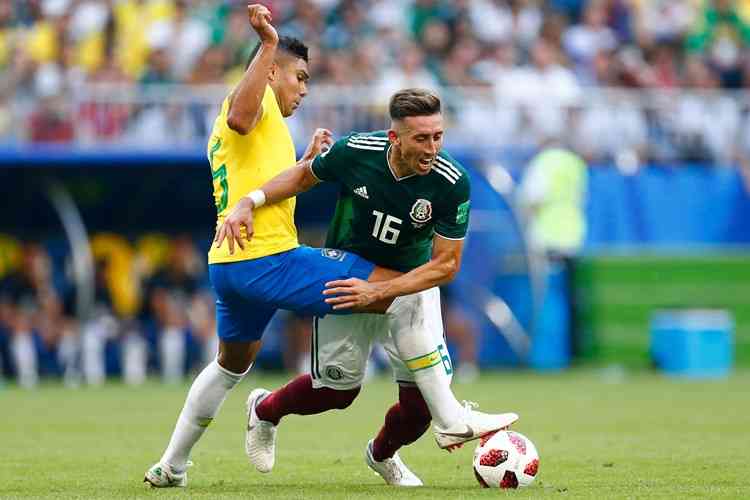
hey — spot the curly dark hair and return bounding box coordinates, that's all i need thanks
[246,36,309,69]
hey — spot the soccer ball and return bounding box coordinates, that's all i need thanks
[472,430,540,489]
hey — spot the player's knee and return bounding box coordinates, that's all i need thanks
[217,339,261,374]
[330,386,361,409]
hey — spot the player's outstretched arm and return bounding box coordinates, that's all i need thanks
[323,236,464,310]
[226,4,278,135]
[214,159,320,254]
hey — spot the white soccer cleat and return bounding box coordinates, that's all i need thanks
[143,461,190,488]
[365,439,423,487]
[245,388,276,473]
[433,401,519,451]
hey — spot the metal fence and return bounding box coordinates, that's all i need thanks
[5,83,750,166]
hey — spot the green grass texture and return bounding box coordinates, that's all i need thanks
[2,370,749,499]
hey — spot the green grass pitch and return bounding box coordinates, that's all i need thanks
[2,370,749,499]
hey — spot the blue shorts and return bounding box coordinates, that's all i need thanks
[209,246,375,343]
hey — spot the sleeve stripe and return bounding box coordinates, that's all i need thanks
[436,156,462,178]
[349,136,389,145]
[347,142,386,151]
[433,163,459,180]
[432,165,457,184]
[434,232,465,241]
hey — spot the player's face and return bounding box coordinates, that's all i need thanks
[390,114,444,176]
[272,57,310,117]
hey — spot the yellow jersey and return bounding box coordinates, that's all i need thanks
[207,85,299,264]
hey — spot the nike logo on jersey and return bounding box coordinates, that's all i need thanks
[437,425,475,438]
[354,186,369,199]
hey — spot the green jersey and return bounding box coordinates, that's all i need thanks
[311,131,471,272]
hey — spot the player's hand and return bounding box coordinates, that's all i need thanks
[247,4,278,47]
[301,128,333,161]
[323,278,386,310]
[214,197,255,254]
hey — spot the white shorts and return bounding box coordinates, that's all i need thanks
[310,287,453,390]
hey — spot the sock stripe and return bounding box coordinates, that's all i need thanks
[309,318,316,380]
[312,317,322,379]
[404,350,441,372]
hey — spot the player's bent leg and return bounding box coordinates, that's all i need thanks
[246,374,361,473]
[146,342,256,487]
[386,289,520,451]
[366,385,429,487]
[145,262,272,488]
[247,311,371,473]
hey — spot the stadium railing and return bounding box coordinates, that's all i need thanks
[5,84,750,166]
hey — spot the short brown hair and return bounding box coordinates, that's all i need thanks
[389,88,441,121]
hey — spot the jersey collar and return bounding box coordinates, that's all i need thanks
[386,145,417,182]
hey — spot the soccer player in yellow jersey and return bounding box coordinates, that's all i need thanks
[145,5,394,487]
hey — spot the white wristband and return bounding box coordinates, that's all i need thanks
[247,189,266,208]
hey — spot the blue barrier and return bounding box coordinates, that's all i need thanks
[650,310,734,378]
[584,166,750,248]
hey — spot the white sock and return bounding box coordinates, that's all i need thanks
[386,292,462,429]
[82,321,106,386]
[122,332,147,386]
[160,327,186,383]
[57,332,80,387]
[160,360,250,471]
[11,332,38,389]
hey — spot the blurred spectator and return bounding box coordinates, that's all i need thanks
[88,233,145,386]
[374,43,440,103]
[141,235,203,383]
[672,56,740,163]
[27,64,75,143]
[509,38,582,145]
[518,147,588,256]
[687,0,750,87]
[0,244,76,388]
[563,0,618,80]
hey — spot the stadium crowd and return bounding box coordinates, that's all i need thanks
[2,0,750,163]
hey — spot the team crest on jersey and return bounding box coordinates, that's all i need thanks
[409,199,432,224]
[321,248,346,261]
[325,366,343,380]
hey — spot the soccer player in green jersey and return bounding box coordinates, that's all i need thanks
[221,88,517,486]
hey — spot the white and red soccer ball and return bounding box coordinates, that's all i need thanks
[473,430,540,489]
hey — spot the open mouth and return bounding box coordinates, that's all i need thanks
[418,158,434,169]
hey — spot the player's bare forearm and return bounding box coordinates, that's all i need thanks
[260,160,319,205]
[324,236,464,310]
[214,162,317,255]
[226,5,279,134]
[371,254,458,299]
[226,43,275,134]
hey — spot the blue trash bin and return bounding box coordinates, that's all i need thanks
[650,309,734,379]
[530,265,571,371]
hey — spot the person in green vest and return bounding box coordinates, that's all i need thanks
[518,147,588,257]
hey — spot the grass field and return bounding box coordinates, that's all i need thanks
[2,370,749,499]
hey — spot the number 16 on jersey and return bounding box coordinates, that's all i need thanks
[371,210,402,245]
